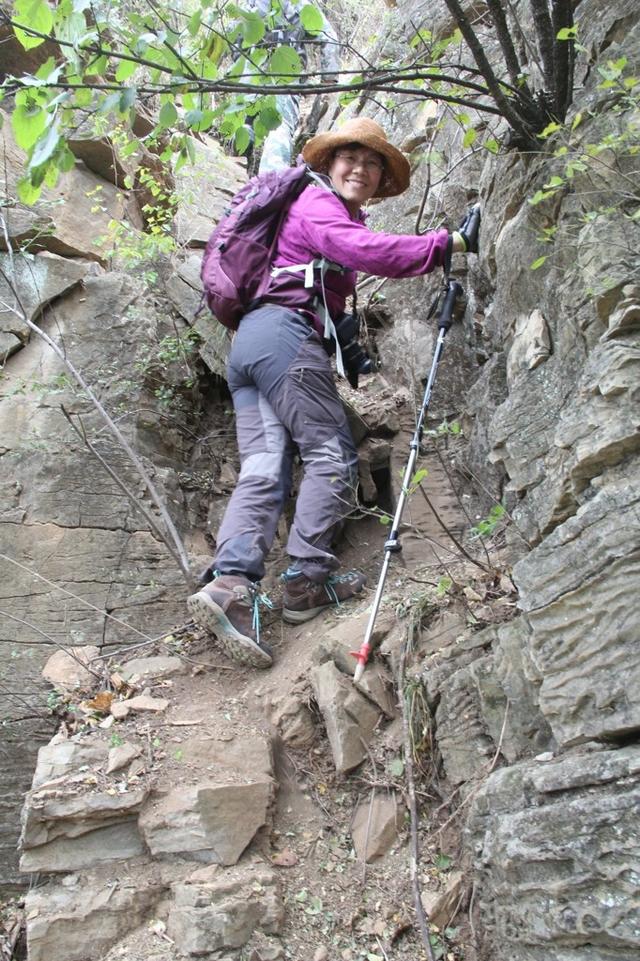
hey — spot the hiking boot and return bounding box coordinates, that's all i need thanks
[187,574,273,669]
[282,570,366,624]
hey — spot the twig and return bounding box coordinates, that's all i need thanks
[0,233,193,586]
[417,484,492,574]
[398,619,437,961]
[0,610,104,681]
[60,406,187,576]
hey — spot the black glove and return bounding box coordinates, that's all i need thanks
[458,203,481,254]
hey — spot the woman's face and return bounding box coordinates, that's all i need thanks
[327,144,384,213]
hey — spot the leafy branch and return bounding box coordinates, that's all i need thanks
[0,0,580,202]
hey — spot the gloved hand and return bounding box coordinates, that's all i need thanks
[458,203,481,254]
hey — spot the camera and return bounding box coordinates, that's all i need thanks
[333,311,374,389]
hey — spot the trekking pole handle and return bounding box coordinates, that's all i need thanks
[438,281,463,331]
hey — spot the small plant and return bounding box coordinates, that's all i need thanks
[430,419,462,437]
[470,504,506,539]
[436,575,453,597]
[109,732,124,748]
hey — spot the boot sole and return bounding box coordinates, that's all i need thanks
[187,592,272,669]
[282,588,365,625]
[282,603,330,624]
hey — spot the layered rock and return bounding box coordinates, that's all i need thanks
[466,747,640,960]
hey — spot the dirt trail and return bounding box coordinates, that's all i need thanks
[91,421,472,961]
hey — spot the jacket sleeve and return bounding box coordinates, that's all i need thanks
[299,190,450,278]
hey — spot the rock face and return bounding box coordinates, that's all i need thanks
[26,875,164,961]
[167,862,284,953]
[466,747,640,960]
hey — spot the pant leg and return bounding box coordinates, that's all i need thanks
[258,95,300,173]
[213,387,294,582]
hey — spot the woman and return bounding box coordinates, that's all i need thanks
[188,118,476,669]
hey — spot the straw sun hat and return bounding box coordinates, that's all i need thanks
[301,117,411,199]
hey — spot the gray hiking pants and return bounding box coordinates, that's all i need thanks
[212,305,358,583]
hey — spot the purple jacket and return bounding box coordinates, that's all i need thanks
[261,184,450,333]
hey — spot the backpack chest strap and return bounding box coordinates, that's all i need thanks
[270,257,347,378]
[270,257,344,289]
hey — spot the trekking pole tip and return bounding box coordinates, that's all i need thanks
[351,642,371,684]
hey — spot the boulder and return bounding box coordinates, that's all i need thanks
[351,790,401,862]
[506,309,551,384]
[167,861,284,954]
[139,734,274,865]
[173,138,246,247]
[311,661,382,773]
[118,656,187,683]
[30,735,108,789]
[20,776,148,872]
[1,111,130,262]
[270,690,317,748]
[421,870,465,930]
[126,694,169,713]
[25,874,163,961]
[0,251,97,360]
[42,645,101,693]
[106,743,141,774]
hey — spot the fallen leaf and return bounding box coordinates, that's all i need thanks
[84,691,114,712]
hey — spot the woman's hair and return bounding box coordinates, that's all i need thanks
[331,142,387,169]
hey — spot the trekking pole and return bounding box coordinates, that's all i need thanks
[352,280,464,684]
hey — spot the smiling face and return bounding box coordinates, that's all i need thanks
[327,143,385,214]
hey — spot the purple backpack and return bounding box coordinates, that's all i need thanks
[200,164,311,330]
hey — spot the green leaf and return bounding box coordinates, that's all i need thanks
[269,45,302,79]
[259,106,282,132]
[184,108,204,128]
[538,121,562,139]
[188,9,202,36]
[436,575,452,597]
[58,145,76,172]
[410,468,428,487]
[86,53,109,76]
[115,58,138,82]
[300,4,324,33]
[119,86,136,111]
[98,91,122,115]
[158,101,178,129]
[530,255,547,270]
[242,14,264,46]
[234,125,252,155]
[434,852,452,870]
[556,26,577,40]
[11,104,48,151]
[463,127,477,148]
[17,175,42,204]
[484,137,499,154]
[389,758,404,777]
[30,124,60,168]
[13,0,53,50]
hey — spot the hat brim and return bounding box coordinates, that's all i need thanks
[301,131,410,199]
